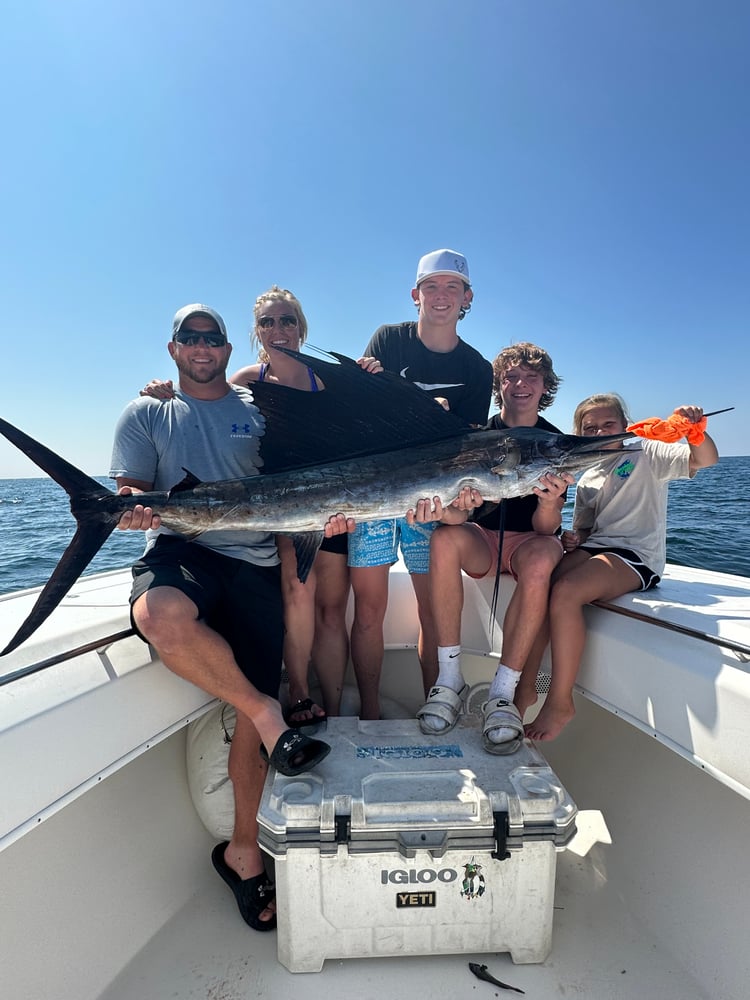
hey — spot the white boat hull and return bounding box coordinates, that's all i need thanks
[1,561,749,999]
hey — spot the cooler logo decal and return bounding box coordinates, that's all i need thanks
[460,859,486,900]
[381,868,458,885]
[383,867,456,908]
[357,744,463,759]
[380,863,488,907]
[396,891,436,908]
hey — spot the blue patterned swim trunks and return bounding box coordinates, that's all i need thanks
[347,517,438,574]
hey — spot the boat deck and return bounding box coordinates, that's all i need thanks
[98,841,710,1000]
[7,695,742,1000]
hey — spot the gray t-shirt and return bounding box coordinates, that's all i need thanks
[109,384,278,566]
[573,438,691,575]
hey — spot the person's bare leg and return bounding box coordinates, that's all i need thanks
[526,553,639,740]
[349,563,390,720]
[277,536,324,725]
[484,536,562,746]
[514,621,548,720]
[430,525,493,647]
[133,587,287,752]
[418,525,493,732]
[311,551,350,716]
[497,537,562,671]
[222,710,275,923]
[410,572,438,694]
[516,548,587,721]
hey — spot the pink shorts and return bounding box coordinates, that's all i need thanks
[464,525,564,581]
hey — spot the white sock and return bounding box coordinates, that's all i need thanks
[435,645,464,691]
[489,663,521,702]
[486,664,522,744]
[420,646,465,734]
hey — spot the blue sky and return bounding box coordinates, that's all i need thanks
[1,0,747,478]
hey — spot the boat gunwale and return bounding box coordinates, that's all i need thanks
[2,561,748,688]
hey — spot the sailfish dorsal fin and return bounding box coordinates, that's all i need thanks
[246,348,472,474]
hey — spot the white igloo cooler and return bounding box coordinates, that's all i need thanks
[257,715,577,973]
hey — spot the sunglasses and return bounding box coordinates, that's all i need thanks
[257,314,299,330]
[173,331,227,348]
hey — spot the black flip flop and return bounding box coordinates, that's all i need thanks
[211,842,277,931]
[284,697,328,728]
[261,729,331,776]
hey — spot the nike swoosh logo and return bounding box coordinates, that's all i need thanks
[399,367,464,392]
[413,381,464,392]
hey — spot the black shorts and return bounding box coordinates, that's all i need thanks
[319,532,348,556]
[130,535,283,697]
[579,545,660,591]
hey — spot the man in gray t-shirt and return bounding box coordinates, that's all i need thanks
[111,303,330,931]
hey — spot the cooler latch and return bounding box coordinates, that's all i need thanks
[492,810,510,860]
[335,813,351,844]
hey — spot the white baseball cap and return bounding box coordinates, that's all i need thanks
[415,249,471,287]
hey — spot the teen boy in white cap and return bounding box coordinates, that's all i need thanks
[350,250,493,720]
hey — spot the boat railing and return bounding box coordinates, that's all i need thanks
[592,599,750,661]
[0,628,136,687]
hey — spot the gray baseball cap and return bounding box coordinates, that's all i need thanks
[172,304,228,340]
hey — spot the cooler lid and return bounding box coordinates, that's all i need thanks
[258,718,576,856]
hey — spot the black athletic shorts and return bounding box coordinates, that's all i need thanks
[579,545,660,591]
[130,535,283,697]
[319,532,348,556]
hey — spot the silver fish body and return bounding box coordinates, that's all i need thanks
[142,431,511,535]
[94,427,622,536]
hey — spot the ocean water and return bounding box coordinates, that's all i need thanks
[0,477,145,596]
[0,457,749,597]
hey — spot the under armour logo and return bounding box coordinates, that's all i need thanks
[231,423,253,435]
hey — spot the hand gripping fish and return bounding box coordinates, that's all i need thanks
[0,350,631,655]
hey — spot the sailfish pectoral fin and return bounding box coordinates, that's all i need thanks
[289,531,325,584]
[2,519,118,655]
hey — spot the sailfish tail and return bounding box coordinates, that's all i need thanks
[0,416,118,655]
[2,519,118,654]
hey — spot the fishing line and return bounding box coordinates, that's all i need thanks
[488,499,506,644]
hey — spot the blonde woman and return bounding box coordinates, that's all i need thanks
[236,286,350,726]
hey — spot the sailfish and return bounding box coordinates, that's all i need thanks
[0,349,634,655]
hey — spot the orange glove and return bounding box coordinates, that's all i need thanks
[627,411,706,446]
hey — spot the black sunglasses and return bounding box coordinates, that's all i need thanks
[173,331,227,348]
[257,314,299,330]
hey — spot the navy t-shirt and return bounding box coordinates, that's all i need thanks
[473,414,563,532]
[365,322,493,426]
